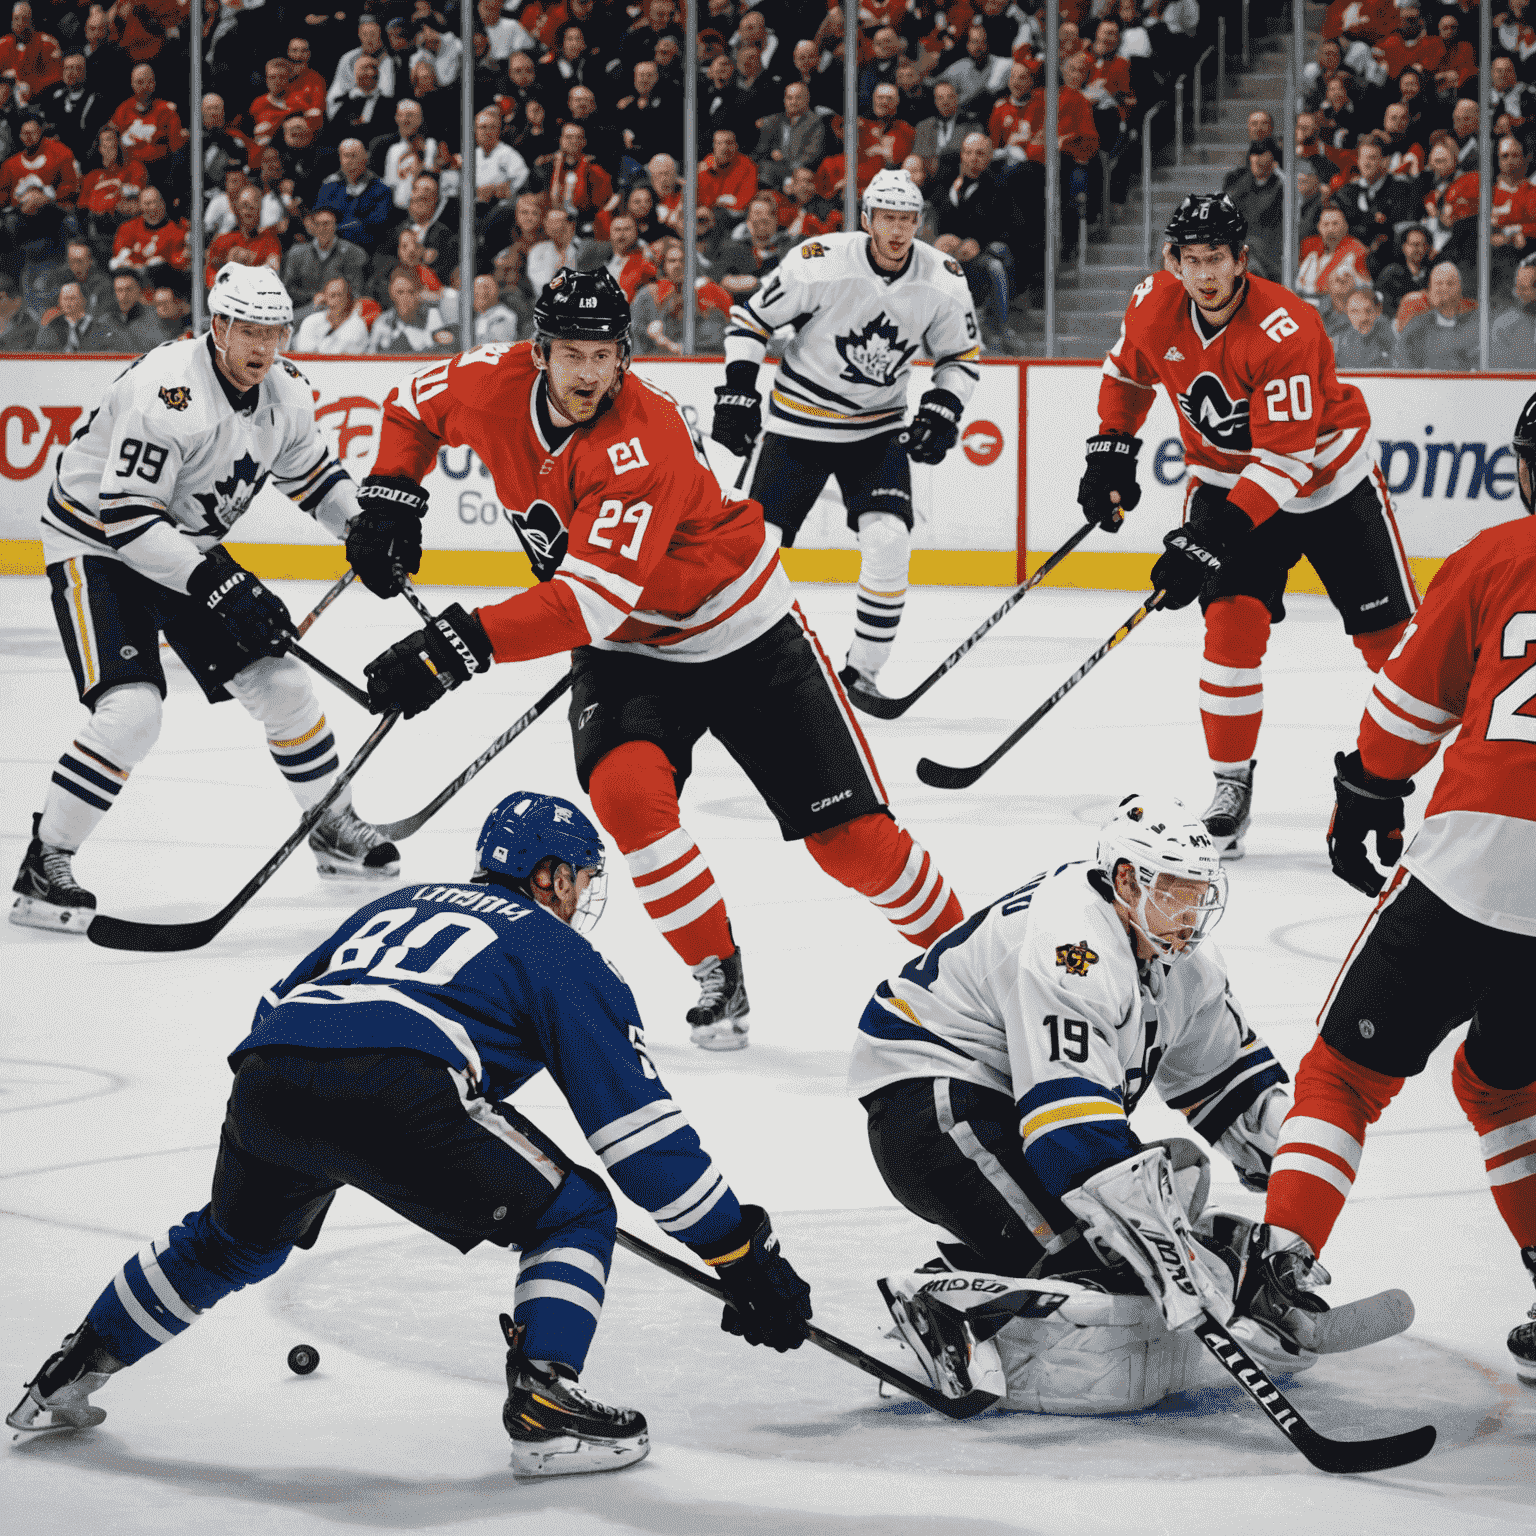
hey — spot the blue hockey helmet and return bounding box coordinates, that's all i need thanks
[475,791,608,932]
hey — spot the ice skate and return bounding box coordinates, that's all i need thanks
[687,948,750,1050]
[10,812,96,933]
[309,802,400,879]
[7,1322,123,1434]
[838,662,890,712]
[1230,1223,1328,1372]
[876,1272,1009,1400]
[1202,760,1255,860]
[1509,1247,1536,1387]
[500,1315,648,1477]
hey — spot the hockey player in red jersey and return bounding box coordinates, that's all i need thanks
[1236,392,1536,1384]
[354,269,964,1049]
[1077,194,1419,858]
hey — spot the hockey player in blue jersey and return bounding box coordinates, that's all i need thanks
[7,792,813,1476]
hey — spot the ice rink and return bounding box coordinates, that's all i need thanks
[4,571,1534,1534]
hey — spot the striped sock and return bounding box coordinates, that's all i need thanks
[268,713,340,811]
[1452,1044,1536,1249]
[41,740,129,850]
[1200,596,1268,767]
[870,831,963,947]
[846,583,907,679]
[624,827,734,967]
[514,1244,609,1374]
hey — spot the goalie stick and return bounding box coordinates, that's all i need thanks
[1196,1310,1435,1474]
[850,520,1103,720]
[916,591,1165,789]
[86,712,401,953]
[614,1228,999,1421]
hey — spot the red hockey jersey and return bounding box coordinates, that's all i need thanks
[0,139,80,205]
[1099,271,1374,524]
[1358,514,1536,935]
[372,342,792,663]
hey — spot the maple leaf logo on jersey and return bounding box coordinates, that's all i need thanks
[503,499,568,582]
[1175,373,1252,453]
[834,312,918,387]
[191,452,268,531]
[1054,940,1100,978]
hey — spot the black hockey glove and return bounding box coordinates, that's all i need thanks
[186,546,294,661]
[693,1204,812,1353]
[346,476,430,599]
[901,387,964,465]
[1327,749,1414,897]
[1076,432,1142,531]
[1149,486,1252,610]
[363,603,494,719]
[711,362,762,460]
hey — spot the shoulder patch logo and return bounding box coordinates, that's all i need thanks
[1163,346,1184,361]
[157,384,191,411]
[1055,940,1100,978]
[944,258,964,278]
[800,240,826,258]
[278,357,308,383]
[1174,371,1252,453]
[607,435,648,475]
[834,311,919,387]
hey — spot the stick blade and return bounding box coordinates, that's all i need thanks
[915,755,985,789]
[87,912,224,952]
[847,689,911,720]
[1309,1288,1415,1355]
[373,812,428,843]
[1298,1421,1437,1476]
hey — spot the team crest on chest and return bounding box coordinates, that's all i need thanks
[503,499,568,581]
[1175,372,1252,453]
[1055,940,1099,977]
[158,384,192,411]
[192,452,267,530]
[834,312,918,387]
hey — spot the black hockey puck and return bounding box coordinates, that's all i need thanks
[287,1345,320,1376]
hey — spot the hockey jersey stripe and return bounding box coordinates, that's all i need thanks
[777,357,869,412]
[857,995,976,1059]
[295,467,350,514]
[1364,689,1455,746]
[555,571,629,642]
[1017,1074,1126,1115]
[1182,1057,1287,1143]
[1025,1122,1139,1197]
[1020,1096,1126,1150]
[590,1105,687,1169]
[648,1163,729,1229]
[588,1100,685,1158]
[1480,1113,1536,1161]
[1374,671,1457,726]
[770,391,904,429]
[1164,1043,1281,1114]
[562,553,645,609]
[279,984,486,1085]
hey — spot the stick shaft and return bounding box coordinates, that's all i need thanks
[295,568,356,638]
[290,642,372,710]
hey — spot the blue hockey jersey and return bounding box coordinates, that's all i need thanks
[231,882,742,1249]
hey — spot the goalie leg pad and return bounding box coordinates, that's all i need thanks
[878,1269,1037,1400]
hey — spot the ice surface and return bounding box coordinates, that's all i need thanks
[4,575,1535,1534]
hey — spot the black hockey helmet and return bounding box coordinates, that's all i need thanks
[1165,194,1248,257]
[533,267,632,362]
[1514,389,1536,514]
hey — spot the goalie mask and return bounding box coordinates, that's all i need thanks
[1096,794,1227,962]
[475,790,608,933]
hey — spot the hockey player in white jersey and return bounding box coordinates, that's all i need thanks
[852,795,1410,1415]
[11,265,398,933]
[710,168,981,707]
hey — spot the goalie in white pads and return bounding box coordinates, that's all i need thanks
[852,795,1412,1414]
[11,265,398,933]
[710,168,981,705]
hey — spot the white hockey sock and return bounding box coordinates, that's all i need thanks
[846,512,910,678]
[39,682,162,850]
[225,656,345,813]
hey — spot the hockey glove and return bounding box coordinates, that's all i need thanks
[346,476,430,599]
[1327,749,1414,897]
[710,362,762,460]
[1148,486,1252,611]
[1076,432,1141,531]
[901,387,964,465]
[363,603,493,719]
[694,1204,812,1352]
[186,546,294,661]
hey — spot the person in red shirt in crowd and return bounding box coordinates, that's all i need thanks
[634,236,734,354]
[773,162,840,237]
[108,0,186,67]
[247,58,322,162]
[592,210,656,301]
[108,182,188,274]
[813,142,881,202]
[862,83,915,169]
[1321,0,1397,46]
[284,36,328,115]
[1296,203,1369,300]
[0,1,59,104]
[110,62,185,168]
[1083,18,1135,152]
[204,183,283,288]
[1018,52,1099,166]
[698,127,757,214]
[77,122,147,216]
[988,60,1035,159]
[537,120,612,222]
[1435,13,1477,84]
[1377,0,1442,84]
[0,109,78,205]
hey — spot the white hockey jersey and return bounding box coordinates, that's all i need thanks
[847,862,1288,1202]
[723,232,982,443]
[43,336,359,592]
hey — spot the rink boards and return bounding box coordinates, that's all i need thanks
[0,356,1526,590]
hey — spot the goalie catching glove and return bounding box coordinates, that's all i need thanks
[710,362,762,460]
[1076,432,1140,532]
[901,388,964,466]
[186,546,294,662]
[1149,485,1252,610]
[363,603,494,718]
[346,475,430,598]
[1327,749,1414,897]
[693,1204,812,1352]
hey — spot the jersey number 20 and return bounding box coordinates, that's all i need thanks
[1489,612,1536,744]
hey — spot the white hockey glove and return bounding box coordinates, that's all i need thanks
[1061,1147,1238,1333]
[1214,1085,1291,1192]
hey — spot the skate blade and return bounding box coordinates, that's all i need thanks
[511,1430,650,1477]
[690,1021,750,1051]
[7,1400,106,1434]
[1214,832,1247,862]
[312,859,401,881]
[9,895,94,933]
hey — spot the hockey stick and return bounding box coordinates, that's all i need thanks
[1195,1311,1435,1474]
[295,568,357,639]
[851,520,1102,720]
[290,642,372,710]
[373,670,573,842]
[614,1227,999,1421]
[916,591,1165,790]
[87,712,401,953]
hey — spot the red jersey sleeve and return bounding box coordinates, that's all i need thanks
[1097,273,1165,434]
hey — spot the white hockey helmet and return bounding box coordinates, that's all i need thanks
[1096,793,1227,961]
[208,262,293,328]
[861,167,925,222]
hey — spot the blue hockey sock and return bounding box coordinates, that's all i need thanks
[514,1170,615,1374]
[85,1206,293,1366]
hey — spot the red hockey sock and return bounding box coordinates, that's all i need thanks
[1352,620,1408,674]
[1452,1043,1536,1249]
[1199,596,1270,768]
[587,741,735,967]
[1265,1038,1404,1256]
[805,815,963,947]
